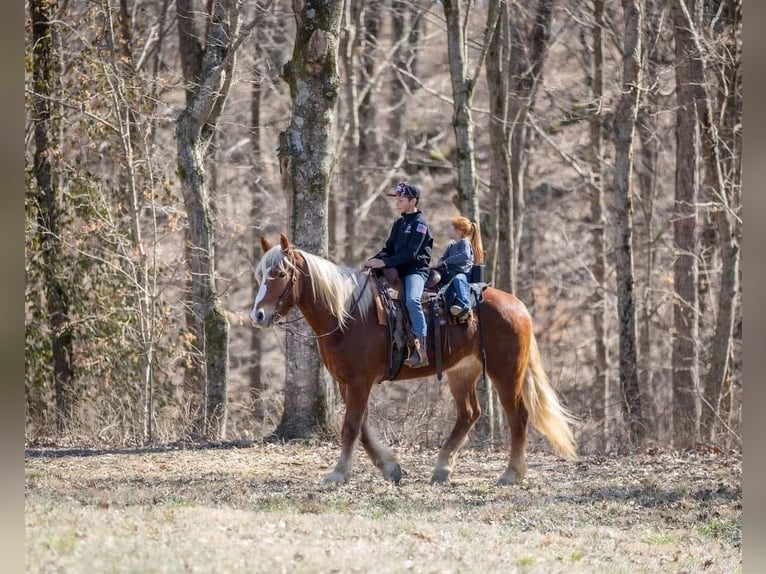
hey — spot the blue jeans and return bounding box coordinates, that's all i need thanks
[450,273,471,310]
[404,273,427,338]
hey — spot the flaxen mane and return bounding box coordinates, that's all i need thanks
[255,246,374,330]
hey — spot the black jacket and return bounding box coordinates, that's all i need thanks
[374,210,433,279]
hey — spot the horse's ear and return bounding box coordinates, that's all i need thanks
[260,236,273,253]
[279,233,290,253]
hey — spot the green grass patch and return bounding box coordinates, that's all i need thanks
[642,531,680,545]
[699,517,741,547]
[43,531,77,555]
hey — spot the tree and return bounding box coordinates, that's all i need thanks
[586,0,610,448]
[441,0,484,225]
[175,0,245,440]
[674,0,741,443]
[635,0,668,436]
[485,0,510,293]
[613,0,646,445]
[389,0,423,146]
[29,0,76,429]
[441,0,501,443]
[671,0,701,447]
[275,0,344,439]
[507,0,556,295]
[176,0,207,420]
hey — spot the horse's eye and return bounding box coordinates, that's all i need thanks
[278,271,286,278]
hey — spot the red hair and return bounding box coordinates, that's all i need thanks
[450,216,484,264]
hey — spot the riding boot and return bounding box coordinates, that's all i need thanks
[404,336,429,369]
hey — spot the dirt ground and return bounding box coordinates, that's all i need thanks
[25,442,741,573]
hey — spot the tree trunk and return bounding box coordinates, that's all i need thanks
[176,0,208,420]
[585,0,610,450]
[388,0,406,146]
[175,0,238,441]
[507,0,555,297]
[613,0,646,445]
[442,0,480,224]
[341,1,361,263]
[486,0,511,294]
[176,0,205,106]
[250,23,264,414]
[693,0,741,443]
[274,0,344,439]
[30,0,76,430]
[671,0,701,447]
[483,0,510,442]
[443,0,497,442]
[634,0,667,441]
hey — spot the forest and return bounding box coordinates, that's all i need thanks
[25,0,742,456]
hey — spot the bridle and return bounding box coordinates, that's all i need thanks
[269,252,298,324]
[267,252,372,340]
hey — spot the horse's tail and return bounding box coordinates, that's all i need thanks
[522,331,578,461]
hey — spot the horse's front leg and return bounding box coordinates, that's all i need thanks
[360,411,402,484]
[324,382,372,485]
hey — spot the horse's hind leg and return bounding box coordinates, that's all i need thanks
[431,357,483,483]
[360,412,402,483]
[488,363,529,485]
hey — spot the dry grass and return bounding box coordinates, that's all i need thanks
[26,443,741,573]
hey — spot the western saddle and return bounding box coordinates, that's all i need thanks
[371,266,487,381]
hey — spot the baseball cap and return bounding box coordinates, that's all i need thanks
[387,181,421,199]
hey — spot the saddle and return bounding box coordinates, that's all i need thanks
[372,267,488,381]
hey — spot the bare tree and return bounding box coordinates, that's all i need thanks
[340,1,363,263]
[635,0,668,438]
[274,0,344,439]
[441,0,484,224]
[485,0,510,292]
[613,0,646,445]
[671,0,701,447]
[584,0,610,449]
[389,0,423,146]
[507,0,555,295]
[175,0,244,440]
[249,9,267,412]
[441,0,501,443]
[674,0,742,443]
[29,0,76,429]
[176,0,207,420]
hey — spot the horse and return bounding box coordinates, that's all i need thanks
[250,233,577,485]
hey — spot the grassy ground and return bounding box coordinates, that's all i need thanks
[25,442,741,573]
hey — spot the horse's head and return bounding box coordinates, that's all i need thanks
[250,233,299,328]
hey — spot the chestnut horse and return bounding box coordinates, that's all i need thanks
[251,234,577,485]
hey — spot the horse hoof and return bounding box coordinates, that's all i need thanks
[323,471,347,485]
[430,468,452,484]
[383,462,402,484]
[497,469,524,486]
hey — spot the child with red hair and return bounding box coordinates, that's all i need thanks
[436,216,484,319]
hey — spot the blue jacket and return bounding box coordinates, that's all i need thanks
[439,237,474,281]
[374,210,433,279]
[439,238,474,276]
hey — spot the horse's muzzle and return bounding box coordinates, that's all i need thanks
[250,308,273,328]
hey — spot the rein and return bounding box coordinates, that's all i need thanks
[273,261,372,340]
